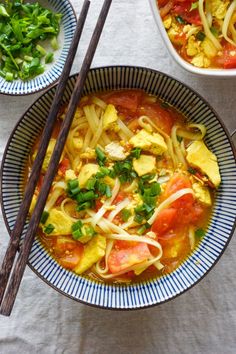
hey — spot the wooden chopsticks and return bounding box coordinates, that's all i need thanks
[0,0,112,316]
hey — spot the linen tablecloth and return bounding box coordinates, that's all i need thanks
[0,1,235,353]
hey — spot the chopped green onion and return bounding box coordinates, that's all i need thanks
[40,210,49,224]
[36,44,47,56]
[195,228,205,238]
[95,147,106,165]
[72,229,83,240]
[44,224,55,234]
[190,2,198,11]
[45,52,54,64]
[86,177,97,190]
[137,223,150,235]
[175,16,186,25]
[5,72,13,81]
[177,135,183,143]
[68,179,79,190]
[150,182,161,196]
[76,191,96,203]
[76,201,92,211]
[51,36,59,50]
[72,220,83,232]
[121,209,131,222]
[105,185,112,198]
[134,214,144,224]
[196,31,206,41]
[131,148,142,159]
[188,167,197,175]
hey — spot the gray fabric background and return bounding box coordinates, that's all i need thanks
[0,1,236,353]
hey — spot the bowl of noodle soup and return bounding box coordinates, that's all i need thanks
[1,66,236,309]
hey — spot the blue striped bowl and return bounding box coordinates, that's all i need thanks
[0,0,76,96]
[1,66,236,309]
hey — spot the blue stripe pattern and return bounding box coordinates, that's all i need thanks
[1,66,236,309]
[0,0,76,95]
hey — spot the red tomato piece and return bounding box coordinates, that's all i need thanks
[137,102,175,135]
[151,208,178,236]
[108,242,151,274]
[58,158,70,175]
[58,245,83,270]
[162,173,194,208]
[105,90,143,113]
[173,1,201,25]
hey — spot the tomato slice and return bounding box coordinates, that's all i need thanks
[159,227,190,260]
[108,242,151,274]
[151,208,178,236]
[173,1,201,25]
[162,173,194,208]
[58,246,83,270]
[104,90,143,113]
[137,102,175,135]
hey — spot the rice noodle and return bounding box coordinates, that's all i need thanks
[171,125,187,168]
[198,0,222,50]
[90,179,121,227]
[176,124,206,141]
[107,198,130,221]
[95,239,114,274]
[222,0,236,46]
[45,183,66,211]
[138,116,153,132]
[148,188,194,224]
[92,96,107,110]
[205,0,212,27]
[117,119,134,138]
[61,198,79,222]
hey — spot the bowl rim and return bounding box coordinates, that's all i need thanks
[0,0,77,96]
[1,65,236,310]
[148,0,236,77]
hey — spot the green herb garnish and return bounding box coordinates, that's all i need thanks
[0,0,61,81]
[44,224,55,234]
[190,2,198,11]
[121,208,132,222]
[196,31,206,41]
[175,16,186,25]
[40,210,49,225]
[195,228,205,238]
[188,167,197,175]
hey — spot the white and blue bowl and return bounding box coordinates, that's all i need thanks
[1,66,236,309]
[0,0,77,95]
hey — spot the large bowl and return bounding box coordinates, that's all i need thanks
[0,0,77,95]
[1,66,236,310]
[149,0,236,77]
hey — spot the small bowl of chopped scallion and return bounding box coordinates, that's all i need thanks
[0,0,77,95]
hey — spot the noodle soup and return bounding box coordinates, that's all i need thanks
[28,90,220,283]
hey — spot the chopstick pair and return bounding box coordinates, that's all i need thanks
[0,0,112,316]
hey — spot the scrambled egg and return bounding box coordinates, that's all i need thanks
[80,147,96,160]
[129,129,167,155]
[78,163,99,188]
[211,0,229,20]
[72,135,83,150]
[105,142,127,161]
[191,53,211,68]
[186,141,221,188]
[187,36,200,56]
[73,235,106,274]
[102,104,119,131]
[33,138,57,173]
[163,15,172,29]
[133,154,156,176]
[192,182,212,207]
[44,209,73,235]
[201,38,218,59]
[65,169,77,182]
